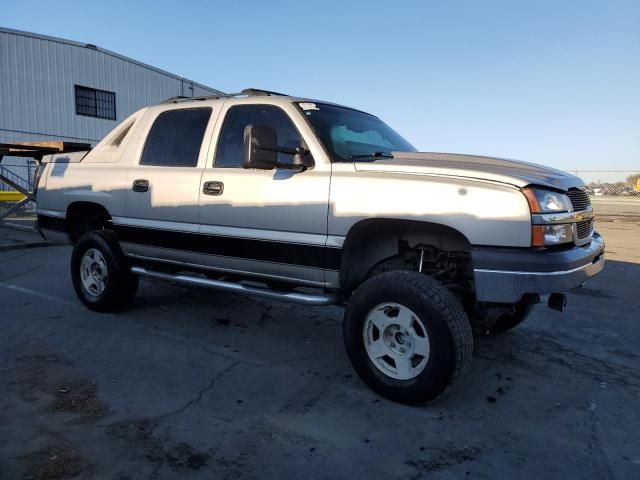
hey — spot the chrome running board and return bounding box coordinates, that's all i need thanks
[131,266,340,306]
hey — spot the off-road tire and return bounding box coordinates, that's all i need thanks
[71,230,138,312]
[343,271,473,404]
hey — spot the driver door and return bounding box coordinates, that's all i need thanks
[197,103,331,286]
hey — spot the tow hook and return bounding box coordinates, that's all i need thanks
[548,293,567,312]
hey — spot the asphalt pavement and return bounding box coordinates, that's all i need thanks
[0,222,639,479]
[0,225,49,250]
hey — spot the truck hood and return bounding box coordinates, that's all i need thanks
[354,151,583,190]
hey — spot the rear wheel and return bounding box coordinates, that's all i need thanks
[343,271,473,404]
[71,231,138,312]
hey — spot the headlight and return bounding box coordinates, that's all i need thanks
[523,187,574,246]
[533,224,573,246]
[523,187,572,213]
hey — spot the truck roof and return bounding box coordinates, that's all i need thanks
[160,88,289,104]
[156,88,369,115]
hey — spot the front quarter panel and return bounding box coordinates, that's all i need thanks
[329,163,532,248]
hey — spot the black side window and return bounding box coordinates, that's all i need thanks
[141,108,211,167]
[215,105,302,167]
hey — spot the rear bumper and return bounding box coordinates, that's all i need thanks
[472,232,605,303]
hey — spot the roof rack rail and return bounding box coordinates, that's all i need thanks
[160,88,289,104]
[241,88,288,97]
[162,95,191,103]
[161,93,231,104]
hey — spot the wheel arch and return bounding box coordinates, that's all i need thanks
[339,218,473,293]
[65,201,112,243]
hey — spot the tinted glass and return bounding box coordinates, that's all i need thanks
[215,105,302,167]
[141,108,211,167]
[298,103,416,161]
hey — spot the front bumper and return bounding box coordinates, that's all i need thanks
[472,232,605,303]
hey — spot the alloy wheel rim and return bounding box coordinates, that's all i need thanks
[363,302,430,380]
[80,248,108,297]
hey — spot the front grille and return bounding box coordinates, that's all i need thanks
[567,188,591,211]
[567,188,593,242]
[576,219,593,239]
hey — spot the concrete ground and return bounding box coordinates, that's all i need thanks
[0,225,49,250]
[0,222,639,480]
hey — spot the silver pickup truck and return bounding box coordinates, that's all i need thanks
[35,88,605,403]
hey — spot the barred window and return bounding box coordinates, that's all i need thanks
[75,85,116,120]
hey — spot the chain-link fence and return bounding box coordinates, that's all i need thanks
[568,171,640,219]
[0,161,38,228]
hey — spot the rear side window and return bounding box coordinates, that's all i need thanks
[215,105,302,167]
[141,108,211,167]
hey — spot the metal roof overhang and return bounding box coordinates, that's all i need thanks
[0,141,91,161]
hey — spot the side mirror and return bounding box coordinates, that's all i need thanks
[243,124,315,171]
[291,149,314,171]
[243,125,278,170]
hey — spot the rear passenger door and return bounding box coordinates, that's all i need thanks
[119,107,214,266]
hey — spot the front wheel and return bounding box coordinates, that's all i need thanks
[343,271,473,404]
[71,231,138,312]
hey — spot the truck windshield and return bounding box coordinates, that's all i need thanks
[297,102,416,161]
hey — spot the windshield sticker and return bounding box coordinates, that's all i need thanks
[299,102,319,111]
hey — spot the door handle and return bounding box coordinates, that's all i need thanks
[132,179,149,192]
[203,181,224,196]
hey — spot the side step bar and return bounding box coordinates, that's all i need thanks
[131,266,340,306]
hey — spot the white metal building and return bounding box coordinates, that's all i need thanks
[0,26,222,146]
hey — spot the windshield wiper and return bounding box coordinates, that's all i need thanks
[349,151,394,160]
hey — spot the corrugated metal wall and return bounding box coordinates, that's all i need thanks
[0,28,222,146]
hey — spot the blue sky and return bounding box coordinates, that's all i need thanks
[3,0,639,173]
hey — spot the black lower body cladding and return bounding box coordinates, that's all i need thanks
[114,224,343,271]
